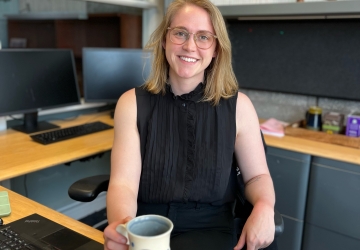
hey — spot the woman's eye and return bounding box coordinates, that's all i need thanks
[175,31,187,37]
[198,34,209,41]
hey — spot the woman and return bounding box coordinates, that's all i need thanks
[104,0,276,249]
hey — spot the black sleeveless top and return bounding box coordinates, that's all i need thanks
[136,84,238,204]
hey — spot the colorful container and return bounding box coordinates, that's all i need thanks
[346,113,360,137]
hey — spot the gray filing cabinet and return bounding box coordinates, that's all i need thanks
[266,147,311,250]
[302,157,360,250]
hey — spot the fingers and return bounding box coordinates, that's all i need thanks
[104,222,127,243]
[123,216,132,224]
[242,237,272,250]
[103,221,129,250]
[234,232,246,250]
[235,228,273,250]
[104,239,128,250]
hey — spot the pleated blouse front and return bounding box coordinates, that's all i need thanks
[136,84,238,204]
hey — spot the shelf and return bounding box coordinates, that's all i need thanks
[5,12,88,20]
[218,1,360,19]
[79,0,157,9]
[285,121,360,149]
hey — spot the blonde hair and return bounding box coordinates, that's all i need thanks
[144,0,238,105]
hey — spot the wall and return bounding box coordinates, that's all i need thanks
[214,0,360,124]
[0,0,18,48]
[241,89,360,124]
[142,0,164,47]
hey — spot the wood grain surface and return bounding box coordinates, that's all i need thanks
[257,119,360,165]
[0,112,114,181]
[1,113,359,184]
[285,126,360,149]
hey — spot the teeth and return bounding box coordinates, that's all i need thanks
[180,56,197,62]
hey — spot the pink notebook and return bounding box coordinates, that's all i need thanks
[260,118,288,137]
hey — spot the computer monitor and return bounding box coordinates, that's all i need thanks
[0,49,81,134]
[82,48,152,104]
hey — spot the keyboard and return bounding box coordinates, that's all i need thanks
[0,226,36,250]
[30,121,113,145]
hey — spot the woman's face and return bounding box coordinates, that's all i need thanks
[164,4,217,85]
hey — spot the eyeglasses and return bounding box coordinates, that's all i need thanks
[167,27,217,50]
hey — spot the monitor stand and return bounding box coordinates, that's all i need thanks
[97,103,116,119]
[11,112,59,134]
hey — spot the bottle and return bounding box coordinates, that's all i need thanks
[306,106,322,131]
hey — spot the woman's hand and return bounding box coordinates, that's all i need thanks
[104,216,132,250]
[234,203,275,250]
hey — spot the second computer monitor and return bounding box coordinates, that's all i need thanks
[0,49,80,133]
[83,48,152,104]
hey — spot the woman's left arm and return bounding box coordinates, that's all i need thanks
[233,92,276,250]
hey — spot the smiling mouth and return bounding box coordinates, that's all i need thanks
[180,56,197,63]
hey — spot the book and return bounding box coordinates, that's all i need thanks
[260,118,288,137]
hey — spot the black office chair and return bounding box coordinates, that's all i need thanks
[69,174,283,235]
[68,132,284,242]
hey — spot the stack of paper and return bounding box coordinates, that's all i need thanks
[260,118,288,137]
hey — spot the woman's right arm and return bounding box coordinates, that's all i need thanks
[104,88,142,250]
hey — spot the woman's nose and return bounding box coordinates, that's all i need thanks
[182,34,197,51]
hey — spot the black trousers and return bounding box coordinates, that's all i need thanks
[137,201,278,250]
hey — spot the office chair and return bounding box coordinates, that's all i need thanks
[68,132,284,242]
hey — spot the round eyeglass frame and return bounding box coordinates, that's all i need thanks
[167,27,217,49]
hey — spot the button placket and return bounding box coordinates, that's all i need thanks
[182,100,196,202]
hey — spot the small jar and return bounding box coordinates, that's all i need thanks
[306,106,322,131]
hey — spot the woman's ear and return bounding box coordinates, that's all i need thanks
[213,48,218,58]
[212,44,218,58]
[212,49,217,58]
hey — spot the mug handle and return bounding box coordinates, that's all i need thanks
[116,224,130,245]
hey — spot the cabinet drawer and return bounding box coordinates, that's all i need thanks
[267,147,311,220]
[277,217,303,250]
[303,224,360,250]
[306,157,360,240]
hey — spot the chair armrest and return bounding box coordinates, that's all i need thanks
[68,174,110,202]
[234,207,284,238]
[68,174,285,238]
[274,208,284,237]
[233,198,284,238]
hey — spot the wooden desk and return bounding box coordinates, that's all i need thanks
[0,186,104,244]
[0,112,114,181]
[1,111,359,183]
[263,134,360,165]
[258,119,360,165]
